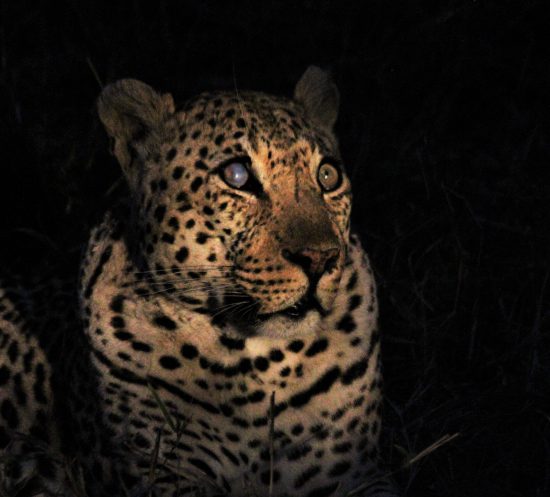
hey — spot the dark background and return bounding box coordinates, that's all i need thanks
[1,1,549,495]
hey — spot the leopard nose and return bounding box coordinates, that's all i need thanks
[282,247,340,278]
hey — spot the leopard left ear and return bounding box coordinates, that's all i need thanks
[97,79,175,184]
[294,66,339,130]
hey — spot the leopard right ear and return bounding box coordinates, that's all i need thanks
[294,66,339,130]
[97,79,175,181]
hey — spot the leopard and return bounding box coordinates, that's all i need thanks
[0,67,397,497]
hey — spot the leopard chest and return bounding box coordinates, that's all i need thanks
[87,304,381,496]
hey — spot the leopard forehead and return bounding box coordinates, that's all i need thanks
[173,90,338,156]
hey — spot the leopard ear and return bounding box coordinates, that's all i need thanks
[294,66,339,130]
[97,79,175,179]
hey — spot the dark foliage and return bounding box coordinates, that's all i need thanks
[1,1,548,495]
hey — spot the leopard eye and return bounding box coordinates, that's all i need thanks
[317,162,342,192]
[218,157,264,195]
[222,161,249,188]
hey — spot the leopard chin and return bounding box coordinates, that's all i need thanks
[213,290,326,337]
[230,310,323,338]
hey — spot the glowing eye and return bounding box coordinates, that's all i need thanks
[317,162,342,192]
[223,162,249,188]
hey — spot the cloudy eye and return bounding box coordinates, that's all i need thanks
[317,161,342,192]
[218,157,263,195]
[222,161,249,188]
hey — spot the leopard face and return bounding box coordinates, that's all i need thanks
[99,68,352,337]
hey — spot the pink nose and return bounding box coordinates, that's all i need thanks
[282,247,340,277]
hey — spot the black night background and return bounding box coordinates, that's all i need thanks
[0,1,548,495]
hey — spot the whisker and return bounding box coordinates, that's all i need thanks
[131,283,248,299]
[174,290,246,299]
[212,301,246,313]
[240,301,259,321]
[128,265,233,276]
[123,276,231,286]
[134,284,237,294]
[209,300,251,319]
[231,62,252,138]
[132,286,210,298]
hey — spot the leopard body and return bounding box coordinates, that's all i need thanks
[0,67,394,497]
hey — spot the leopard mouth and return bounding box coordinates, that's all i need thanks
[265,292,327,320]
[210,287,326,333]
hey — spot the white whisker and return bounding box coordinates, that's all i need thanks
[209,300,251,319]
[124,276,231,286]
[128,265,233,276]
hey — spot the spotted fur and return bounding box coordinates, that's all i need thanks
[1,67,396,496]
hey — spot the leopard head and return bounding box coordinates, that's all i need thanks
[98,67,352,337]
